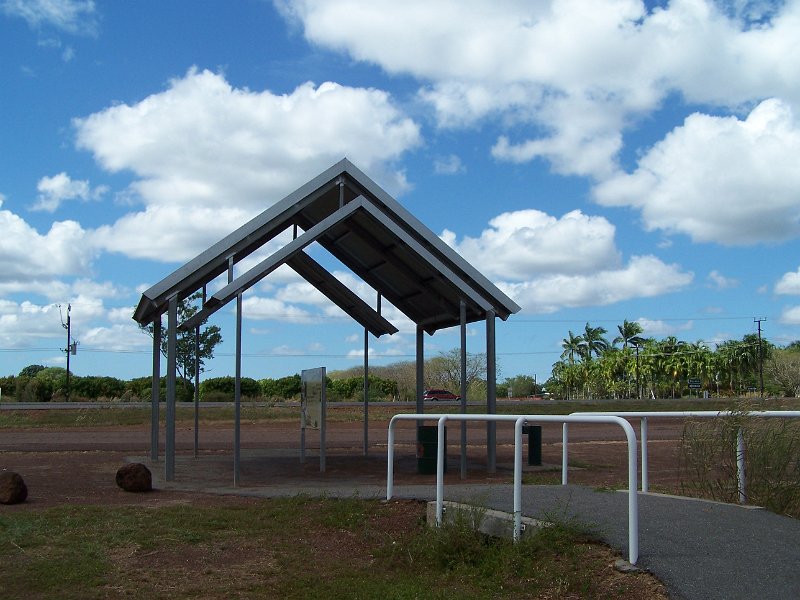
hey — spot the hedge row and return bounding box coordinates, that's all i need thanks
[0,371,398,403]
[0,371,195,403]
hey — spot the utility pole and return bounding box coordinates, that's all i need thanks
[61,304,77,402]
[755,317,766,398]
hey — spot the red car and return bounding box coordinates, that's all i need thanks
[423,389,460,401]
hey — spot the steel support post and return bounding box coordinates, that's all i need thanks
[486,309,497,473]
[416,326,424,416]
[460,300,468,479]
[150,317,161,461]
[234,292,242,487]
[165,295,177,481]
[364,327,369,456]
[193,325,200,459]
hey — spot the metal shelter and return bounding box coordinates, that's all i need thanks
[133,158,520,484]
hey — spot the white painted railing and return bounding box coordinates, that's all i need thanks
[386,413,641,565]
[571,410,800,504]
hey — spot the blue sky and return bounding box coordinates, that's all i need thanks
[2,0,800,385]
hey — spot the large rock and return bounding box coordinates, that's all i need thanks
[115,463,152,493]
[0,471,28,504]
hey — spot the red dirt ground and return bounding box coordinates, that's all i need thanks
[0,417,686,508]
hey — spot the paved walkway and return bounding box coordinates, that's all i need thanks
[142,453,800,600]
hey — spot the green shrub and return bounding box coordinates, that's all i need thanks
[23,377,53,402]
[122,376,194,402]
[125,376,153,400]
[329,376,362,400]
[35,368,67,396]
[260,374,301,400]
[327,375,398,401]
[71,376,126,400]
[18,364,45,377]
[200,376,260,400]
[0,375,16,400]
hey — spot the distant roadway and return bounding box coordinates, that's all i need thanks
[1,399,556,410]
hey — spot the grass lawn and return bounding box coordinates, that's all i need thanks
[0,496,665,599]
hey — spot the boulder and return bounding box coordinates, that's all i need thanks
[115,463,152,493]
[0,471,28,504]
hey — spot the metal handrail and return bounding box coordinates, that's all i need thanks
[387,413,640,564]
[571,410,800,503]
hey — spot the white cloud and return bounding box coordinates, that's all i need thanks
[636,317,694,337]
[33,172,107,212]
[594,99,800,244]
[241,295,318,324]
[498,255,693,314]
[71,279,124,299]
[780,305,800,325]
[90,204,254,262]
[442,209,620,279]
[0,278,120,303]
[433,154,465,175]
[1,0,98,35]
[74,68,420,261]
[79,323,149,352]
[0,301,62,347]
[74,69,419,206]
[0,296,109,349]
[775,267,800,295]
[271,344,305,356]
[0,198,93,283]
[346,346,405,359]
[707,270,739,290]
[107,306,135,323]
[279,0,800,179]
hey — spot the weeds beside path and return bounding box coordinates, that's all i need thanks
[0,494,667,599]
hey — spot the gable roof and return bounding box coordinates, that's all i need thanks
[134,158,520,334]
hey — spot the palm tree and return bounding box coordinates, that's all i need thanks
[561,331,583,364]
[581,322,609,361]
[613,320,646,398]
[613,319,645,350]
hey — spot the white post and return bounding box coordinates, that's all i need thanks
[513,417,525,541]
[737,427,746,504]
[386,416,396,500]
[622,419,640,565]
[561,423,569,485]
[641,417,648,492]
[436,415,448,526]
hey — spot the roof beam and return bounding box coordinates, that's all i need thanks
[286,252,397,338]
[313,214,462,323]
[339,163,520,317]
[134,162,352,325]
[358,202,494,313]
[180,197,366,330]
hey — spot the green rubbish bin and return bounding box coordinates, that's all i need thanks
[522,425,542,466]
[417,425,447,474]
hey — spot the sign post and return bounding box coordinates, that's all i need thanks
[301,367,326,472]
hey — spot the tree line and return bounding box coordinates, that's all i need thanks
[545,320,800,399]
[6,320,800,403]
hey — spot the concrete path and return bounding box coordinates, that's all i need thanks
[429,484,800,600]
